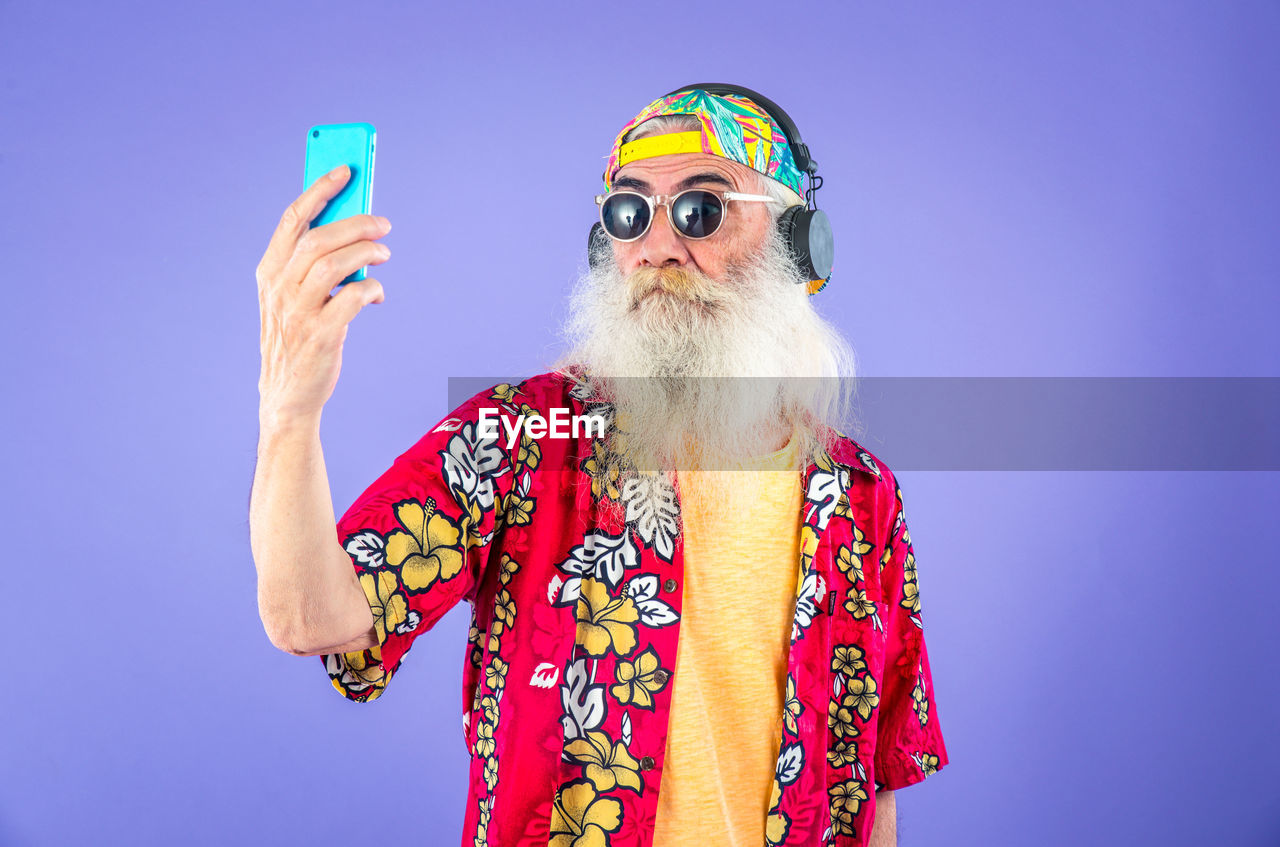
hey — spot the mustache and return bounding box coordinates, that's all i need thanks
[625,266,722,311]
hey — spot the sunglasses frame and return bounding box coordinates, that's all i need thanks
[593,188,780,243]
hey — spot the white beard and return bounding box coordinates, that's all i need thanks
[554,225,857,525]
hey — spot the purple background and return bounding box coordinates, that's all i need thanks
[3,2,1278,845]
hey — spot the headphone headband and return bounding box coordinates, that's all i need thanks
[591,84,834,292]
[663,82,817,176]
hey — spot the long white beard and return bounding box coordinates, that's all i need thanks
[554,225,856,522]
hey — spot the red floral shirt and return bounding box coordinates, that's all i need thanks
[323,369,949,846]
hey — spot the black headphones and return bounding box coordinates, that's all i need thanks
[588,82,833,288]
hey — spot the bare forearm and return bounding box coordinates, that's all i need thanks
[869,790,896,847]
[249,413,375,655]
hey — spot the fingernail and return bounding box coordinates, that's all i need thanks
[330,165,348,181]
[379,217,392,232]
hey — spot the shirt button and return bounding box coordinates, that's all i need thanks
[640,756,655,771]
[654,669,670,685]
[663,578,677,593]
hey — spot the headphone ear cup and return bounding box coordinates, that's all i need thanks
[777,206,834,285]
[587,222,610,269]
[776,205,802,277]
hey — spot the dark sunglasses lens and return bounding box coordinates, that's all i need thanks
[671,191,724,238]
[601,194,650,240]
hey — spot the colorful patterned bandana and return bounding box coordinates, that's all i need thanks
[603,89,806,197]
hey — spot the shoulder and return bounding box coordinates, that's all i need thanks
[438,371,578,425]
[826,429,904,507]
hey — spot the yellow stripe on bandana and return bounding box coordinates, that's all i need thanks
[617,131,706,168]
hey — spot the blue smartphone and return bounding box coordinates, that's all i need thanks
[303,122,377,285]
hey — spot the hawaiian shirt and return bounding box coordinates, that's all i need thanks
[322,369,949,846]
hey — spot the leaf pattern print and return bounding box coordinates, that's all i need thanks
[804,451,849,530]
[775,742,804,786]
[623,574,678,627]
[620,472,679,561]
[560,657,607,741]
[555,529,640,599]
[782,674,802,736]
[440,420,508,531]
[343,530,385,568]
[792,571,820,644]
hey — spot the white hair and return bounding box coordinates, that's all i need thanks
[549,112,857,526]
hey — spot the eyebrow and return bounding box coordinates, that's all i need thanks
[612,171,736,193]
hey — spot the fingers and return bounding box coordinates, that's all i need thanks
[323,277,386,328]
[257,164,352,286]
[284,213,391,299]
[297,239,391,306]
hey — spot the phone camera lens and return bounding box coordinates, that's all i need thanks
[312,130,320,138]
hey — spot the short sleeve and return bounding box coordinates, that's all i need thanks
[872,476,950,790]
[321,383,520,702]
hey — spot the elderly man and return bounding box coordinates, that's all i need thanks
[252,85,948,847]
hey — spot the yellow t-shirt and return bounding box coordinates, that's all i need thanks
[653,434,804,845]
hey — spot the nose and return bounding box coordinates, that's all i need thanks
[638,202,693,269]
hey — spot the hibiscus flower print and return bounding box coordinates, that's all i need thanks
[549,779,623,847]
[575,579,640,658]
[912,676,930,727]
[474,719,495,758]
[385,498,465,592]
[358,570,406,643]
[835,543,864,586]
[515,429,542,470]
[832,644,867,677]
[563,729,643,792]
[850,520,874,558]
[488,588,516,651]
[485,657,509,692]
[828,697,857,739]
[901,580,921,615]
[765,777,790,846]
[610,645,667,709]
[782,674,802,736]
[581,439,621,502]
[845,589,877,621]
[827,737,860,769]
[324,651,385,695]
[483,753,499,791]
[828,779,868,836]
[498,553,520,586]
[844,675,880,722]
[502,472,535,527]
[478,693,498,726]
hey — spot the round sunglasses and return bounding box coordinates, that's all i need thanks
[594,189,780,242]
